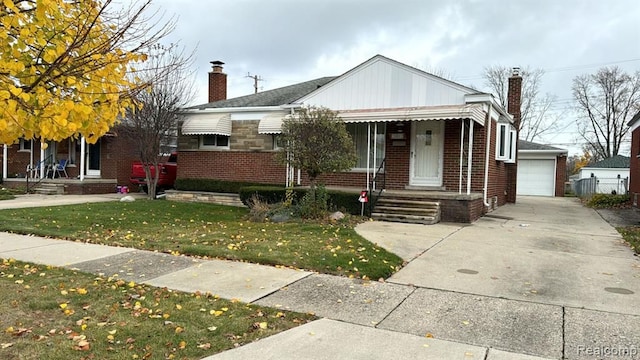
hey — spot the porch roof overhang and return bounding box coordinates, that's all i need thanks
[181,114,231,135]
[258,113,285,134]
[337,104,486,125]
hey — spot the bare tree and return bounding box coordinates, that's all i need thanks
[121,44,195,199]
[483,66,562,142]
[573,66,640,160]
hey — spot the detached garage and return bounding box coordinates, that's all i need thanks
[517,140,568,197]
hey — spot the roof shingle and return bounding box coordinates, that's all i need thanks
[586,155,630,169]
[188,76,337,110]
[518,139,566,152]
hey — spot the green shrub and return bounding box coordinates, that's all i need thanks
[297,185,330,219]
[175,178,280,194]
[239,185,365,216]
[586,193,630,208]
[239,186,291,205]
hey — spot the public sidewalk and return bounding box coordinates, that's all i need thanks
[0,195,639,359]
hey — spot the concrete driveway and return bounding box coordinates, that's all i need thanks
[369,196,640,358]
[389,196,639,314]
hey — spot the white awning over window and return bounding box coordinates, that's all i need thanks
[182,114,231,135]
[258,113,284,134]
[337,104,486,125]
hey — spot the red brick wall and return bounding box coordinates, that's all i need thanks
[629,128,640,205]
[443,120,487,193]
[178,151,287,184]
[555,155,567,197]
[4,143,33,177]
[102,136,139,186]
[383,122,410,190]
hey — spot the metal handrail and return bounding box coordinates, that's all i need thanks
[25,154,54,193]
[367,158,386,217]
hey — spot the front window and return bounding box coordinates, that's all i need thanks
[346,123,386,170]
[19,138,32,152]
[272,134,283,150]
[200,134,230,149]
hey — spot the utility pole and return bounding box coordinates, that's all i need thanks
[246,72,263,94]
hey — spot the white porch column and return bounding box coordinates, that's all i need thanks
[467,120,474,195]
[372,123,378,191]
[458,120,465,194]
[39,142,45,178]
[80,136,86,181]
[2,144,7,180]
[366,123,371,191]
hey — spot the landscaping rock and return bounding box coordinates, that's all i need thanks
[120,195,136,202]
[329,211,345,221]
[271,213,291,223]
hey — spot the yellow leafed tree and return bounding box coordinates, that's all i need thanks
[0,0,173,144]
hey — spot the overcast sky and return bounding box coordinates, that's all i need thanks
[152,0,639,155]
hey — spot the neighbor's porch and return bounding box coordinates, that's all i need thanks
[2,177,119,195]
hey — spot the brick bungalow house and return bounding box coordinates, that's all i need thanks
[1,131,139,194]
[177,55,523,222]
[627,111,640,205]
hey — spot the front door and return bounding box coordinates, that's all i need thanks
[86,139,101,177]
[410,121,443,186]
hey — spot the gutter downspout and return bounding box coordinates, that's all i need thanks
[483,103,493,207]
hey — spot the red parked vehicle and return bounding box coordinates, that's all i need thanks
[130,152,177,194]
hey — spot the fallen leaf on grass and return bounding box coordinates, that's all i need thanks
[74,340,90,351]
[197,343,211,349]
[1,343,14,349]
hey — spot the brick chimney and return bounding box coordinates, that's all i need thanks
[507,67,522,130]
[505,67,523,204]
[208,60,227,103]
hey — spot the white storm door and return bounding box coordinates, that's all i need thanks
[86,139,101,177]
[410,121,443,186]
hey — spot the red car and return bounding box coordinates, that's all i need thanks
[130,152,177,194]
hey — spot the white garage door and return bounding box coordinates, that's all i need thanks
[517,159,556,196]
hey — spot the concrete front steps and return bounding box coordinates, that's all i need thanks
[372,196,441,225]
[33,183,66,195]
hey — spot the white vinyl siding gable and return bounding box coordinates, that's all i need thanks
[299,56,475,110]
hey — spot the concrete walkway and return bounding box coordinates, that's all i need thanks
[0,195,639,359]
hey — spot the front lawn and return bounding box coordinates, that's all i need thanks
[0,258,315,359]
[0,187,18,201]
[0,201,403,279]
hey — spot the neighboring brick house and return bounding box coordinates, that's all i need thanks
[1,129,139,194]
[178,55,523,222]
[625,110,640,204]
